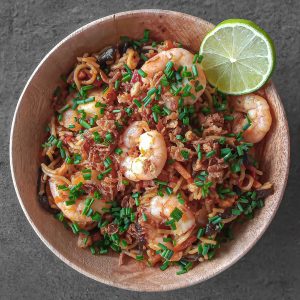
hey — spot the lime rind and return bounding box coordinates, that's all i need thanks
[199,19,276,95]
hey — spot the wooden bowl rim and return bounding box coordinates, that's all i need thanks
[10,9,290,291]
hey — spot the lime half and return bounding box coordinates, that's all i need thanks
[199,19,276,95]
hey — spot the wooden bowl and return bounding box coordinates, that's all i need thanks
[10,10,290,291]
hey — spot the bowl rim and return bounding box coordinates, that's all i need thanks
[10,9,290,292]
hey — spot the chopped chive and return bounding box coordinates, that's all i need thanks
[197,228,205,239]
[201,106,211,115]
[163,237,172,243]
[122,179,129,185]
[196,144,202,160]
[79,119,91,129]
[65,156,73,164]
[92,212,102,222]
[210,215,222,224]
[82,171,92,180]
[136,254,144,261]
[154,179,168,186]
[58,104,70,114]
[58,184,68,191]
[56,140,62,148]
[115,148,123,155]
[133,99,142,108]
[232,208,242,216]
[143,29,150,42]
[197,54,204,63]
[93,131,102,143]
[83,96,95,104]
[165,186,173,195]
[160,260,170,271]
[114,80,120,90]
[138,69,147,78]
[224,115,234,121]
[97,167,112,180]
[140,53,148,61]
[206,150,216,158]
[142,95,152,107]
[82,198,95,216]
[80,84,94,95]
[160,248,174,260]
[94,190,102,200]
[124,63,132,75]
[177,193,185,205]
[124,107,133,116]
[162,106,171,115]
[90,246,96,255]
[55,212,64,222]
[165,219,176,230]
[122,73,132,82]
[164,61,174,75]
[170,207,183,222]
[160,75,169,86]
[218,137,226,145]
[73,153,82,164]
[104,157,112,168]
[70,222,80,234]
[152,111,159,123]
[193,54,199,64]
[147,87,157,96]
[65,200,76,206]
[243,114,252,131]
[192,64,198,77]
[180,150,190,160]
[142,213,147,221]
[195,84,204,92]
[105,132,113,143]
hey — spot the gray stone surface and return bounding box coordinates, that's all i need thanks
[0,0,299,299]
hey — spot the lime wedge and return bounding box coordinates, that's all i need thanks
[199,19,276,95]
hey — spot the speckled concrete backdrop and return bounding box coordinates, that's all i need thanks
[1,0,299,299]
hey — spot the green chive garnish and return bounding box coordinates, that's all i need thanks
[206,150,216,158]
[170,207,183,222]
[58,104,70,114]
[192,64,198,77]
[79,119,91,129]
[180,150,189,160]
[133,99,142,108]
[114,147,123,155]
[138,69,147,78]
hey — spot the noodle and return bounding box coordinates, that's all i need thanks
[240,174,255,191]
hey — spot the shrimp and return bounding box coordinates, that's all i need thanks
[49,170,111,227]
[141,48,206,105]
[120,121,167,181]
[60,88,106,130]
[231,93,272,143]
[148,194,195,235]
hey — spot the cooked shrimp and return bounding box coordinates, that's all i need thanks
[120,121,167,181]
[49,170,111,226]
[60,88,105,130]
[148,194,195,235]
[77,88,106,118]
[231,93,272,143]
[141,48,206,105]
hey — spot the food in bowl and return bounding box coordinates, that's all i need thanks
[39,27,274,274]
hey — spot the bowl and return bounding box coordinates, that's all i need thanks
[10,9,290,291]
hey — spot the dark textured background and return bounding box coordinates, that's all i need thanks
[1,0,299,299]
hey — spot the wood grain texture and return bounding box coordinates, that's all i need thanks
[10,9,290,292]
